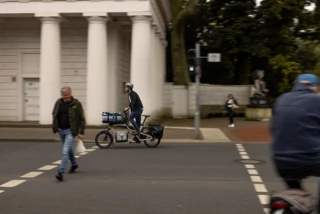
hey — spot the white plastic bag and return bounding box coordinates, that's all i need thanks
[74,138,86,155]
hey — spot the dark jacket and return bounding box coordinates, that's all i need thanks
[224,98,238,110]
[128,90,143,111]
[52,97,86,137]
[271,83,320,168]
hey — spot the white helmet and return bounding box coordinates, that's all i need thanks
[125,82,133,89]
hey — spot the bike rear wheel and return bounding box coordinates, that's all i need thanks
[95,131,113,149]
[143,132,161,148]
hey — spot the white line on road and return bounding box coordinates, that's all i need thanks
[91,146,99,149]
[251,176,263,182]
[254,184,268,192]
[235,144,270,212]
[0,180,26,187]
[52,160,61,164]
[79,152,88,156]
[21,172,43,178]
[85,149,96,152]
[38,165,57,170]
[258,195,270,205]
[248,169,259,175]
[263,208,270,214]
[0,190,4,194]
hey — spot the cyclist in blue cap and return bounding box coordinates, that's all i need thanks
[271,73,320,210]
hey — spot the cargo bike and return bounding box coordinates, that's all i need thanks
[94,111,165,148]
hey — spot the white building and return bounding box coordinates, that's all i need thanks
[0,0,171,125]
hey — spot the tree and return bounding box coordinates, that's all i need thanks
[170,0,200,86]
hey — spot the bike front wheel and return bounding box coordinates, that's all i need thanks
[95,131,113,149]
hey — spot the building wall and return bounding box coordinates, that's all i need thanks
[61,17,88,111]
[164,83,254,118]
[0,18,40,121]
[116,28,131,111]
[0,17,132,121]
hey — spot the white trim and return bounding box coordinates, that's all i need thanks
[0,1,149,14]
[18,50,40,121]
[82,12,108,17]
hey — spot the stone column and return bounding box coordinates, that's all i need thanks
[39,17,61,124]
[130,16,152,114]
[150,24,157,117]
[154,31,162,117]
[159,37,167,113]
[86,16,109,125]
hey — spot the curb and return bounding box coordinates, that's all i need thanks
[0,138,232,144]
[0,124,105,129]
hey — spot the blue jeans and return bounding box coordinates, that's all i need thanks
[129,109,143,131]
[58,129,76,174]
[228,109,234,124]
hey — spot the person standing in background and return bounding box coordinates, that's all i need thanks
[223,94,239,128]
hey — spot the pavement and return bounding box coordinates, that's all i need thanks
[0,142,318,214]
[0,116,271,144]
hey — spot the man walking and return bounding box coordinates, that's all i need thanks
[123,82,143,135]
[271,74,320,211]
[52,86,86,181]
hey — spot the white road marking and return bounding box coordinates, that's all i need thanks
[38,165,57,170]
[52,160,61,164]
[0,180,26,187]
[258,195,270,204]
[251,176,263,182]
[91,146,99,149]
[248,169,259,175]
[236,144,270,212]
[85,149,96,152]
[254,184,268,192]
[263,208,270,214]
[0,190,4,194]
[79,152,88,155]
[75,155,80,158]
[21,172,43,178]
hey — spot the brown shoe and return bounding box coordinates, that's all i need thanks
[132,130,140,135]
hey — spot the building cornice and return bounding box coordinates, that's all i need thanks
[0,1,149,14]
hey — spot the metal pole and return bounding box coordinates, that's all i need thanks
[194,43,201,139]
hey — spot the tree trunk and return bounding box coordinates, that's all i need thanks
[170,0,199,86]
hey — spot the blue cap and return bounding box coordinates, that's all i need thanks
[296,74,319,86]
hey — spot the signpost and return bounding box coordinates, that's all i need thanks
[193,43,221,139]
[208,53,221,62]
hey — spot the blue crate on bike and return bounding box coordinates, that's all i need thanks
[102,112,122,123]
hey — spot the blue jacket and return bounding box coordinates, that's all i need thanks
[271,83,320,167]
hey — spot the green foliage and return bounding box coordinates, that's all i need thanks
[167,0,320,99]
[269,54,301,95]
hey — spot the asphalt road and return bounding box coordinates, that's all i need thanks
[0,141,318,214]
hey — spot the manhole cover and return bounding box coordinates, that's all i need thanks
[233,159,266,165]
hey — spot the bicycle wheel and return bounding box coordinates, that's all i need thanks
[143,132,161,148]
[95,131,113,149]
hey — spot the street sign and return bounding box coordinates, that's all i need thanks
[208,53,221,62]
